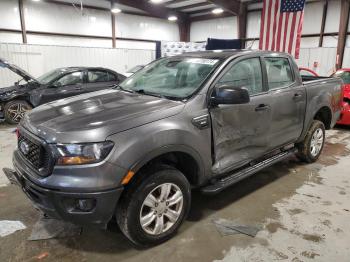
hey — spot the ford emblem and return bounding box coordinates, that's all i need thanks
[19,141,30,155]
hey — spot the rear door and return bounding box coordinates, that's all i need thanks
[263,56,306,149]
[38,71,84,105]
[210,56,273,175]
[85,69,120,93]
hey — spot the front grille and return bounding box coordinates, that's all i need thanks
[18,131,51,174]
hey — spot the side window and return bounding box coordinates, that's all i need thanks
[218,58,263,96]
[55,71,83,86]
[88,70,109,83]
[108,72,118,82]
[265,57,294,89]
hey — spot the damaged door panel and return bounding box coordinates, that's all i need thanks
[210,57,271,174]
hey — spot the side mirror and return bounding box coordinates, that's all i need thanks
[211,84,250,105]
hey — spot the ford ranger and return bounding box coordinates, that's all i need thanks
[3,50,343,247]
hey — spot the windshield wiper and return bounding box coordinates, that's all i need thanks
[115,85,135,93]
[134,89,163,98]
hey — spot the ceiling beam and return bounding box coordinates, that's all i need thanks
[190,11,233,22]
[176,2,214,11]
[206,0,241,15]
[115,0,188,21]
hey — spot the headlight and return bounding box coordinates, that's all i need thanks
[55,141,114,165]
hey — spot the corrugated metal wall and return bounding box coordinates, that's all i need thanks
[297,47,337,76]
[0,43,155,87]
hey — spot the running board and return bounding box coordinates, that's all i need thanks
[201,148,297,195]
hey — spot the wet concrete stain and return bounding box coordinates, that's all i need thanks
[265,222,286,233]
[302,234,323,243]
[301,251,320,259]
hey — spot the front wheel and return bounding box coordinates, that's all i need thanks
[4,100,32,124]
[297,120,325,163]
[116,165,191,247]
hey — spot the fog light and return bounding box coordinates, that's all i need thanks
[76,199,96,212]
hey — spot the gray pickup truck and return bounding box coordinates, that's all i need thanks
[4,50,343,247]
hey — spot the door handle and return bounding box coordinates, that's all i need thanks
[255,104,270,111]
[75,86,82,90]
[293,93,302,98]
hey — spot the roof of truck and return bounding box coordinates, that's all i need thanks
[174,49,291,60]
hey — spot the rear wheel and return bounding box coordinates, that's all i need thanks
[297,120,325,163]
[4,100,32,124]
[116,165,191,247]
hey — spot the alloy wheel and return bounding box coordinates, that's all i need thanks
[140,183,184,235]
[310,128,324,157]
[7,103,31,123]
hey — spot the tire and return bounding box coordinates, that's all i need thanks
[116,165,191,247]
[297,120,325,163]
[4,100,32,124]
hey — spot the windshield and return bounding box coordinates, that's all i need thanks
[126,65,144,74]
[119,57,219,99]
[37,69,66,84]
[333,71,350,84]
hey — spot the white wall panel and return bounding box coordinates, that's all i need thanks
[25,1,112,37]
[115,40,156,50]
[0,43,155,87]
[323,36,338,47]
[0,0,21,30]
[0,32,22,44]
[246,40,259,49]
[27,34,112,48]
[247,11,261,39]
[302,2,323,34]
[324,0,341,33]
[190,17,238,42]
[300,37,320,48]
[115,13,179,41]
[296,47,337,76]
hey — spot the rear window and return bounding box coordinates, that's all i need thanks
[265,57,294,89]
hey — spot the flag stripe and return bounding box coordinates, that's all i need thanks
[265,0,273,50]
[271,0,280,51]
[288,12,297,54]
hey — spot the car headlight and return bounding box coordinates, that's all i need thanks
[55,141,114,165]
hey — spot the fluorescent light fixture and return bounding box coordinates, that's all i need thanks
[150,0,163,3]
[32,0,41,2]
[212,8,224,14]
[111,8,122,14]
[168,16,177,21]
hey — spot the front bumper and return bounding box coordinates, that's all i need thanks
[3,167,124,228]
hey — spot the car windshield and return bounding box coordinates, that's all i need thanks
[36,69,67,84]
[119,57,220,99]
[333,71,350,84]
[126,65,144,74]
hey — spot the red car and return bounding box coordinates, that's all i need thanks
[332,69,350,125]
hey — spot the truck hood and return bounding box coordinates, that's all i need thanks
[0,58,37,82]
[22,89,185,143]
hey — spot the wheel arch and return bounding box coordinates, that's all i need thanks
[313,106,332,130]
[129,145,206,187]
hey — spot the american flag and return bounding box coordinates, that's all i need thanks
[259,0,306,59]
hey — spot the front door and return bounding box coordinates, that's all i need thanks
[210,57,272,175]
[38,71,85,105]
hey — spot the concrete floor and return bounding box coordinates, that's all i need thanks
[0,124,350,262]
